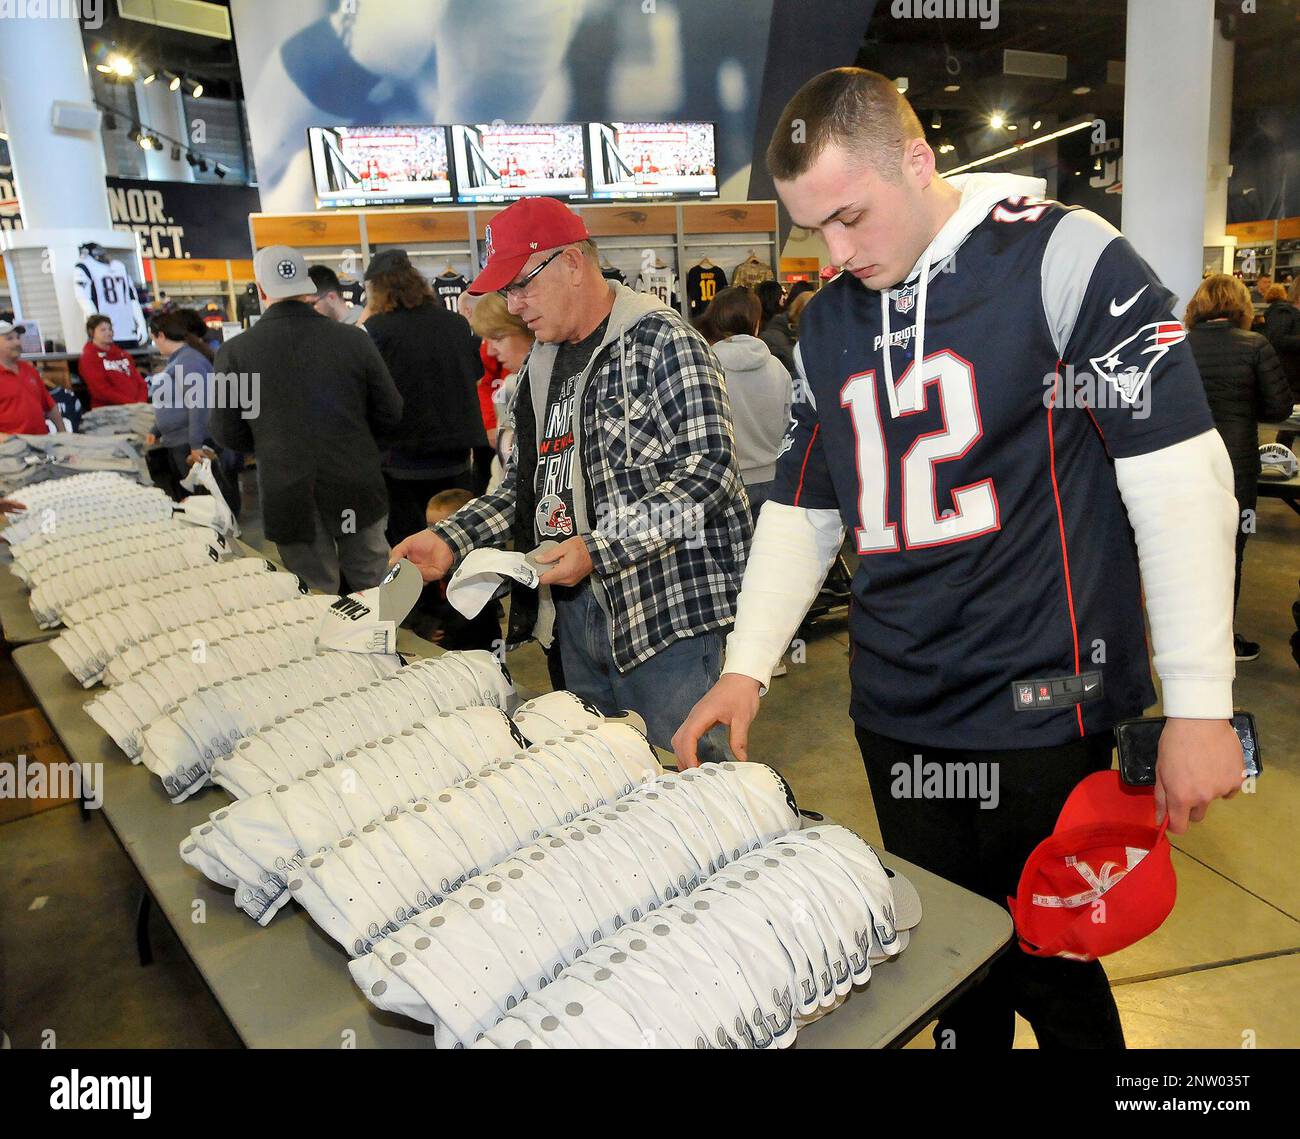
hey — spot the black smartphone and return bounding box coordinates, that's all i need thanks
[1114,712,1261,786]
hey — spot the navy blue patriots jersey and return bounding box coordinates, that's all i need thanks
[774,196,1216,749]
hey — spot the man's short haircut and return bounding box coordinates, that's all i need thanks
[767,67,926,184]
[85,313,113,338]
[427,488,475,515]
[308,264,343,296]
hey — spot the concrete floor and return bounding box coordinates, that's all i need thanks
[2,471,1297,1048]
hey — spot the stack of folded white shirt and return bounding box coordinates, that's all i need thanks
[86,614,328,761]
[182,703,533,926]
[207,652,514,799]
[59,556,280,626]
[351,760,810,1044]
[101,595,333,687]
[2,498,179,553]
[29,533,231,628]
[0,475,171,546]
[466,825,922,1050]
[139,650,405,802]
[182,703,660,940]
[51,559,304,686]
[11,518,194,587]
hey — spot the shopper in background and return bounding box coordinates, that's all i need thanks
[0,319,65,434]
[362,248,486,548]
[459,289,503,493]
[392,197,750,760]
[1185,274,1293,662]
[678,66,1246,1051]
[78,314,148,406]
[469,291,534,473]
[309,264,365,325]
[785,290,813,342]
[1262,279,1300,400]
[143,311,217,494]
[754,278,795,376]
[785,279,817,311]
[45,370,83,433]
[698,285,791,520]
[211,244,403,594]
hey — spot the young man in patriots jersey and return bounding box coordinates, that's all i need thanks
[675,68,1245,1049]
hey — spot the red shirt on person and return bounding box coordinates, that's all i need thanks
[78,341,148,406]
[0,359,56,434]
[477,340,505,432]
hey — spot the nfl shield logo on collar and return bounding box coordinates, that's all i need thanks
[894,284,916,313]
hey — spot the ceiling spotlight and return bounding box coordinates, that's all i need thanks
[990,112,1006,129]
[1073,85,1092,95]
[95,63,112,74]
[191,80,204,98]
[185,151,199,168]
[197,158,209,173]
[931,112,942,130]
[1074,169,1082,176]
[214,163,228,179]
[110,54,133,78]
[104,112,118,130]
[1032,119,1042,130]
[170,144,181,161]
[1093,157,1103,171]
[1006,122,1018,131]
[142,70,157,85]
[138,134,152,151]
[169,73,181,92]
[128,127,141,145]
[944,83,961,93]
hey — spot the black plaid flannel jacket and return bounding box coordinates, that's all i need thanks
[434,307,752,671]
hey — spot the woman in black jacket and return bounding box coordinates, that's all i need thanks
[362,249,487,547]
[1185,273,1294,661]
[1262,280,1300,400]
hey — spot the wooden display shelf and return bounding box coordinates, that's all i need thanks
[367,210,472,245]
[250,213,362,249]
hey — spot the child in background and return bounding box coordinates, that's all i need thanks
[45,371,83,432]
[406,488,502,651]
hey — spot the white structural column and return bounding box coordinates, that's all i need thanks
[136,79,195,183]
[1121,0,1215,311]
[0,13,112,229]
[1203,19,1235,266]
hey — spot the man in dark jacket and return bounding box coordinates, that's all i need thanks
[211,245,403,593]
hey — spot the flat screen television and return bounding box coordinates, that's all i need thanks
[586,121,718,200]
[307,125,454,208]
[449,123,588,203]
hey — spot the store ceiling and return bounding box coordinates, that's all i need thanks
[857,0,1300,156]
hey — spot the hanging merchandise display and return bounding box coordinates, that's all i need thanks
[72,242,147,344]
[685,259,728,319]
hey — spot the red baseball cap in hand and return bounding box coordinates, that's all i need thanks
[1008,770,1176,961]
[469,197,591,295]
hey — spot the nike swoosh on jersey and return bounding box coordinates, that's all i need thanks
[1109,285,1148,317]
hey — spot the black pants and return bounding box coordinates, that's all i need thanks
[1232,479,1257,616]
[856,726,1126,1050]
[382,471,467,551]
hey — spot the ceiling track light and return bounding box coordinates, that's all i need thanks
[190,80,204,98]
[168,72,181,92]
[142,70,157,85]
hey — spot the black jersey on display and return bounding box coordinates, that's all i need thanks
[775,196,1216,749]
[686,264,728,319]
[433,273,469,312]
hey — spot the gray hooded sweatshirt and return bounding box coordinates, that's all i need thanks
[711,334,792,485]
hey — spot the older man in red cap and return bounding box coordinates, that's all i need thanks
[392,197,750,760]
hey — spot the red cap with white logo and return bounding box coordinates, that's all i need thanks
[469,197,591,295]
[1009,770,1175,960]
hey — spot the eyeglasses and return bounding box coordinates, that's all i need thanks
[498,249,563,300]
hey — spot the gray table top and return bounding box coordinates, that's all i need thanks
[1258,473,1300,499]
[13,640,1013,1049]
[0,549,56,645]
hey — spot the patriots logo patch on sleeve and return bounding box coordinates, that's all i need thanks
[1089,320,1186,405]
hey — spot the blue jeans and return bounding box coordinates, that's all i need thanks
[552,582,734,764]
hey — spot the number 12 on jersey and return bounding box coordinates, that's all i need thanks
[840,350,1000,554]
